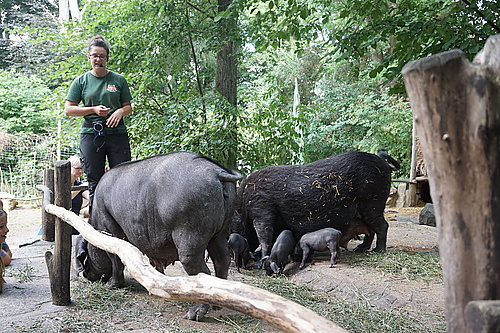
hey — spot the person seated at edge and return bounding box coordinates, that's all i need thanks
[69,155,90,235]
[0,208,10,293]
[64,35,133,211]
[0,208,12,266]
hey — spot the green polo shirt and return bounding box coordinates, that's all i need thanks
[66,71,133,134]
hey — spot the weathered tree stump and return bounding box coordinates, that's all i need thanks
[402,35,500,332]
[45,161,72,306]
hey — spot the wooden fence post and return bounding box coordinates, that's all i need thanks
[45,160,72,306]
[407,119,418,206]
[402,35,500,332]
[465,300,500,333]
[41,168,55,242]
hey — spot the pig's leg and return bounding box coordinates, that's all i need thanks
[75,236,87,274]
[183,233,230,321]
[94,215,125,288]
[229,247,240,272]
[235,252,242,272]
[107,253,125,288]
[175,230,212,321]
[371,216,389,252]
[355,203,388,252]
[353,232,375,252]
[299,244,310,269]
[206,232,230,280]
[251,209,276,268]
[327,241,338,267]
[354,216,388,252]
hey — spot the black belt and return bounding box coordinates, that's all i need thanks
[82,119,126,133]
[82,119,125,128]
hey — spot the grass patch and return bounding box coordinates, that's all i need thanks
[57,282,140,332]
[6,264,34,283]
[342,249,443,282]
[214,313,268,333]
[243,274,446,333]
[46,249,444,333]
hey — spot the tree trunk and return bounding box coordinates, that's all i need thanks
[46,161,72,306]
[402,35,500,332]
[44,204,346,333]
[215,0,238,169]
[407,118,418,206]
[59,0,69,22]
[68,0,81,20]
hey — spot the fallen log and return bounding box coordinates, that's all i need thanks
[44,204,345,333]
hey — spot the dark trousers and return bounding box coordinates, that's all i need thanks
[80,133,131,205]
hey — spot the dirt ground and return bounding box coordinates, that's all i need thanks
[0,204,443,332]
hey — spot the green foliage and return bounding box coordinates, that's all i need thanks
[19,0,493,181]
[0,70,53,134]
[333,0,499,93]
[36,0,240,167]
[238,47,321,171]
[2,0,497,197]
[239,45,411,175]
[241,0,331,52]
[303,76,412,177]
[241,0,498,94]
[129,95,239,165]
[0,0,59,73]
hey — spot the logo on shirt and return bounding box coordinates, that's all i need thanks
[107,85,117,92]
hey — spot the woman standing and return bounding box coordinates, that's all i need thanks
[65,36,133,206]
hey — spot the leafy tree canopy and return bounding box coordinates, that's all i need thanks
[0,69,52,133]
[239,0,499,92]
[0,0,58,73]
[25,0,497,175]
[40,0,239,164]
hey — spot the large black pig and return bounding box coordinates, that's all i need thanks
[234,151,398,260]
[76,151,241,321]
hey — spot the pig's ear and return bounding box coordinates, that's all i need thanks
[75,236,88,274]
[76,247,87,263]
[270,262,280,274]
